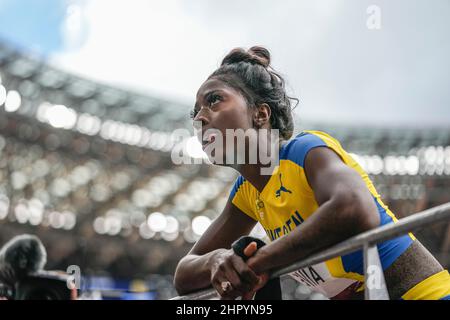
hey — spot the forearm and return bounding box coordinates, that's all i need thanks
[247,194,379,275]
[174,248,227,295]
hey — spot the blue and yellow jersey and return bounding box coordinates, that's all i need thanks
[228,130,417,299]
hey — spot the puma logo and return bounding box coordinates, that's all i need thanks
[275,173,292,198]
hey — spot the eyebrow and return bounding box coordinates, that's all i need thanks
[194,89,223,109]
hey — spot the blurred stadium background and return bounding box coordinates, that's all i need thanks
[0,0,449,300]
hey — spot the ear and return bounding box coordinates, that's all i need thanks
[253,103,271,128]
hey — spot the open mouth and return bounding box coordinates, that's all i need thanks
[202,134,216,150]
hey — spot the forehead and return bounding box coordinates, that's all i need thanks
[196,78,238,101]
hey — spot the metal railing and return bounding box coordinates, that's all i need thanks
[171,201,450,300]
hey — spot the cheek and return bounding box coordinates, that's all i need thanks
[218,103,253,131]
[223,111,249,130]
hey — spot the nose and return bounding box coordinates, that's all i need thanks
[193,107,210,128]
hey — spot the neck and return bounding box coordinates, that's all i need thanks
[233,135,286,193]
[236,163,273,193]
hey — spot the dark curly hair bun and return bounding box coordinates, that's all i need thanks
[221,46,270,68]
[209,46,297,140]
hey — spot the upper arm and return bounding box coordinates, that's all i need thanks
[304,147,379,228]
[304,147,367,204]
[188,197,258,256]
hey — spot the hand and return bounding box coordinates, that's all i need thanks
[209,246,261,300]
[241,242,269,300]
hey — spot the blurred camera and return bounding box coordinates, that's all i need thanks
[14,271,77,300]
[0,234,77,300]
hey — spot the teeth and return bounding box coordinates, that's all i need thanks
[205,134,215,142]
[202,134,216,146]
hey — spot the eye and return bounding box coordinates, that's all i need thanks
[190,93,222,119]
[207,93,222,107]
[190,109,198,119]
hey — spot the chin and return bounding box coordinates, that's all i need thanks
[206,154,228,166]
[203,147,225,164]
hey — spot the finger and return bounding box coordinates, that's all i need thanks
[243,241,258,257]
[227,256,259,293]
[230,254,259,287]
[213,266,244,300]
[224,260,252,293]
[241,272,271,300]
[212,276,237,300]
[242,290,256,300]
[219,281,235,300]
[254,273,270,291]
[220,284,241,300]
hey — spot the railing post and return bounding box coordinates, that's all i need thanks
[363,243,389,300]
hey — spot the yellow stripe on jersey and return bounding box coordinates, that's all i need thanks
[401,270,450,300]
